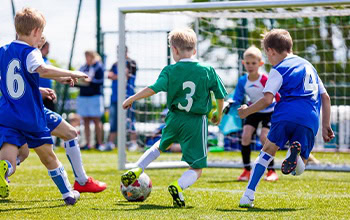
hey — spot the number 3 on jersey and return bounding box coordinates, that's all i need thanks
[178,81,196,112]
[6,59,25,99]
[304,65,318,101]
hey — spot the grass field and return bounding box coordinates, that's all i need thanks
[2,148,350,219]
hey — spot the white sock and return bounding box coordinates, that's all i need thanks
[5,160,14,177]
[245,151,274,200]
[136,145,160,171]
[48,164,74,199]
[64,138,88,185]
[178,170,198,190]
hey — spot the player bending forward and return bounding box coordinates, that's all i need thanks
[0,8,88,205]
[238,29,334,208]
[121,28,227,208]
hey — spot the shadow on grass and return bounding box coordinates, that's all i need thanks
[91,201,194,211]
[0,204,64,212]
[217,207,305,213]
[207,180,242,184]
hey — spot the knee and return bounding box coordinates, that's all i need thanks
[241,134,251,145]
[40,152,59,168]
[63,126,78,141]
[259,135,267,145]
[190,168,202,179]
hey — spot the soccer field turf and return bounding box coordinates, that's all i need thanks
[2,148,350,219]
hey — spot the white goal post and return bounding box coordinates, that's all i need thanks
[117,0,350,170]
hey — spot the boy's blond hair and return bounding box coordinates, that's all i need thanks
[262,29,293,54]
[15,7,46,36]
[168,28,197,51]
[243,45,262,60]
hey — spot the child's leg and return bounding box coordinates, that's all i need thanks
[169,168,202,208]
[52,119,88,185]
[241,125,255,171]
[34,144,78,203]
[136,140,161,171]
[121,140,162,186]
[0,143,19,198]
[240,139,278,207]
[17,144,29,165]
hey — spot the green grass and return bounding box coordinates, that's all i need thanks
[2,149,350,219]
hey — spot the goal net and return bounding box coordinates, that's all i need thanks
[116,0,350,171]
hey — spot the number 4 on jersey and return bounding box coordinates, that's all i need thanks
[304,65,318,101]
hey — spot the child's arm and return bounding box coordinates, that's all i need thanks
[238,92,274,119]
[320,92,335,142]
[36,64,87,80]
[211,99,224,125]
[123,87,156,109]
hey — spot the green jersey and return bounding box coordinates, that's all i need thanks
[149,59,227,115]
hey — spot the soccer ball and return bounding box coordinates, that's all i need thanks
[120,173,152,202]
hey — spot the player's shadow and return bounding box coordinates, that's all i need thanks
[207,180,242,184]
[0,204,64,212]
[217,207,305,213]
[112,201,194,210]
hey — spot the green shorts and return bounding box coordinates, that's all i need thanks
[159,111,208,169]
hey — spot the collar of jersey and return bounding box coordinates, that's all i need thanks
[13,40,31,46]
[273,54,297,68]
[179,58,198,62]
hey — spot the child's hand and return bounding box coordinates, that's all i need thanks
[122,97,134,109]
[40,88,56,101]
[71,71,88,79]
[56,77,77,87]
[211,111,222,125]
[322,126,335,142]
[238,104,249,119]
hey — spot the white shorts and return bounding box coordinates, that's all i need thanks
[77,95,104,117]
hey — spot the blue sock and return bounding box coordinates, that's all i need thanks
[244,151,274,199]
[48,164,73,199]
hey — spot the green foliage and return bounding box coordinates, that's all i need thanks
[192,1,350,105]
[2,149,350,219]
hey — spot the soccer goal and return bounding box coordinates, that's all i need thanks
[116,0,350,171]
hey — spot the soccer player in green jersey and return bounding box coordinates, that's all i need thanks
[121,28,227,208]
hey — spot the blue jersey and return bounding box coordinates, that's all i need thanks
[0,41,48,133]
[110,59,137,103]
[263,55,323,135]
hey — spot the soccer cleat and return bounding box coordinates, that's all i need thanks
[168,181,185,208]
[64,190,80,205]
[281,141,301,175]
[0,160,9,198]
[237,169,251,181]
[73,177,107,193]
[239,195,254,208]
[121,167,142,187]
[264,170,278,182]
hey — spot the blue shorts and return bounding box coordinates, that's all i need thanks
[109,102,135,133]
[77,95,104,117]
[0,125,53,149]
[267,121,315,159]
[44,107,62,132]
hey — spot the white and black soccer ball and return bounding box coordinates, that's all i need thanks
[120,173,152,202]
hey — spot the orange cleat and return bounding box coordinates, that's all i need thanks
[237,169,251,181]
[74,177,107,193]
[264,170,278,182]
